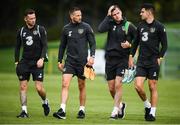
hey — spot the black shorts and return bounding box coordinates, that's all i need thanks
[16,59,44,81]
[135,64,160,80]
[105,57,128,81]
[63,60,86,80]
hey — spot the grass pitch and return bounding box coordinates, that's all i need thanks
[0,73,180,124]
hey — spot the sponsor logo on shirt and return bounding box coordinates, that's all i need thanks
[26,36,33,46]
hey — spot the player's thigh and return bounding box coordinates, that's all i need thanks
[147,65,160,80]
[135,66,147,78]
[16,62,30,81]
[62,74,73,87]
[116,63,128,77]
[32,67,44,82]
[105,63,116,81]
[135,66,147,88]
[63,61,76,75]
[76,64,86,80]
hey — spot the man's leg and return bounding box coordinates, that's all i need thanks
[108,80,115,99]
[17,80,29,118]
[35,80,50,116]
[78,78,86,108]
[77,78,86,119]
[134,76,151,120]
[35,81,46,100]
[114,76,123,108]
[146,79,158,121]
[61,74,73,109]
[110,76,124,119]
[53,74,73,119]
[134,77,147,101]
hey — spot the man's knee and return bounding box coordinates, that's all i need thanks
[134,82,143,92]
[62,80,70,89]
[35,81,44,91]
[78,80,85,90]
[20,81,28,91]
[109,86,115,93]
[148,80,157,91]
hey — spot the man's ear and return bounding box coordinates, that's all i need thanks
[24,17,27,22]
[70,14,73,20]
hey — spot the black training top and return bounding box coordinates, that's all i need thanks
[98,16,136,58]
[15,24,47,62]
[58,22,96,63]
[131,20,168,59]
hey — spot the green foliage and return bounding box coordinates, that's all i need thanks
[47,26,61,41]
[165,22,180,29]
[0,73,180,124]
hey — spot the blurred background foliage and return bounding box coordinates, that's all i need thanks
[0,0,180,47]
[0,0,179,78]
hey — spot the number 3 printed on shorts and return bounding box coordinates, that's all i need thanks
[142,32,148,41]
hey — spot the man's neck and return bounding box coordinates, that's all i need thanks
[27,24,34,29]
[146,16,154,24]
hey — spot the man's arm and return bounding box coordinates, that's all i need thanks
[58,28,67,63]
[37,26,48,68]
[128,23,137,45]
[40,26,48,59]
[86,25,96,66]
[14,29,22,64]
[98,16,111,33]
[159,24,168,59]
[130,26,140,57]
[121,23,137,49]
[98,5,114,33]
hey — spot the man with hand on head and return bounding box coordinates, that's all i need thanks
[98,5,136,119]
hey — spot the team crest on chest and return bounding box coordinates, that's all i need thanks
[150,27,155,33]
[33,30,38,35]
[78,29,84,34]
[122,26,125,31]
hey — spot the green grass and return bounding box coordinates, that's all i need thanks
[0,73,180,124]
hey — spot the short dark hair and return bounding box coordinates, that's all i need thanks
[141,3,155,14]
[24,9,35,16]
[111,5,121,13]
[69,7,81,15]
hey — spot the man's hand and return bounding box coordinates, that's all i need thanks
[37,58,44,68]
[128,55,134,68]
[87,56,94,66]
[58,62,64,72]
[15,62,18,68]
[107,5,114,16]
[121,41,131,49]
[157,58,163,66]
